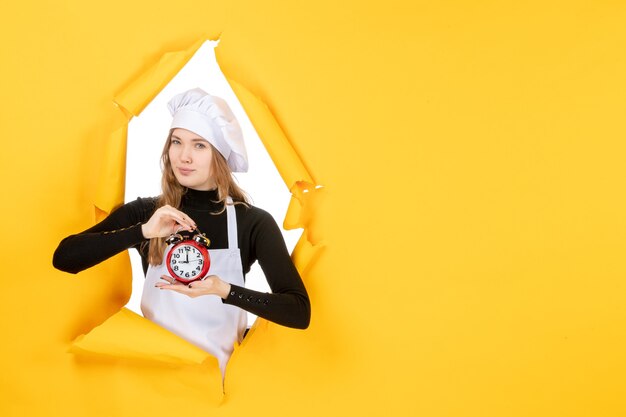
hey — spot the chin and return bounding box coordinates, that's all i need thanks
[174,177,196,189]
[176,179,210,191]
[174,173,212,190]
[180,182,202,190]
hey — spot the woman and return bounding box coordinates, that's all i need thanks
[53,88,311,374]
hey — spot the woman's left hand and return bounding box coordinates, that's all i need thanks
[156,275,231,299]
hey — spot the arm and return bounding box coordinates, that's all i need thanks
[223,212,311,329]
[52,198,156,274]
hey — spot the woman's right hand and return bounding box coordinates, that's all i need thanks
[141,205,197,239]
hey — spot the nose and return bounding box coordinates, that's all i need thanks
[179,144,192,163]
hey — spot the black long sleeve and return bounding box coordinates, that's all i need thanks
[223,212,310,329]
[53,197,155,274]
[53,189,310,329]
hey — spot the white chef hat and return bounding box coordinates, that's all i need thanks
[167,88,248,172]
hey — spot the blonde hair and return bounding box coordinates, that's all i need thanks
[145,129,249,265]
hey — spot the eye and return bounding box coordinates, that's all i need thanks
[170,138,181,145]
[195,142,207,149]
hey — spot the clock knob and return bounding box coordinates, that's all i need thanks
[193,233,211,248]
[166,233,183,245]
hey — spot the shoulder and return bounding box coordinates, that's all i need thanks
[122,196,158,211]
[110,196,159,220]
[235,203,276,224]
[134,196,159,210]
[235,203,284,240]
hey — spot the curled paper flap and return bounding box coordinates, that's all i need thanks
[94,124,128,216]
[115,38,207,117]
[226,78,325,268]
[227,78,314,188]
[70,308,216,367]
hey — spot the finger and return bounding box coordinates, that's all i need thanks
[158,285,182,292]
[169,216,195,232]
[160,275,178,284]
[155,281,178,288]
[158,284,195,297]
[161,208,197,230]
[155,209,195,232]
[191,279,215,289]
[179,212,197,228]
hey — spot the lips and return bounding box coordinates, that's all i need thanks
[177,167,195,176]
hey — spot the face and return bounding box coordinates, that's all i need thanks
[168,128,215,190]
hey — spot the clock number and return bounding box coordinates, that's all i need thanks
[178,248,184,254]
[196,266,201,271]
[171,259,176,264]
[185,272,190,278]
[173,253,180,259]
[173,266,179,271]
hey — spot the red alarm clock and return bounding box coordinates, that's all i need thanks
[165,232,211,283]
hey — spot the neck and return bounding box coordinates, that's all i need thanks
[182,187,221,210]
[190,180,217,191]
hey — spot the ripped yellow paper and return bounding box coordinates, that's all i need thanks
[70,307,214,366]
[227,78,314,189]
[94,124,128,217]
[72,38,323,370]
[4,2,626,416]
[115,37,207,117]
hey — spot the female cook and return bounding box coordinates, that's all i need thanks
[53,88,311,374]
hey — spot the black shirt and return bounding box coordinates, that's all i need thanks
[53,188,310,329]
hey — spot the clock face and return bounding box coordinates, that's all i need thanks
[166,241,210,283]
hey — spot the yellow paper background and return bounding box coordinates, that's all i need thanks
[2,1,626,416]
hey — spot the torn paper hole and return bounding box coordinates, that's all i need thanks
[123,40,303,327]
[76,37,323,376]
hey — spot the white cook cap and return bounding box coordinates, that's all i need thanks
[167,88,248,172]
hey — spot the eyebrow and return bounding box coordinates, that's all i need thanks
[171,134,209,142]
